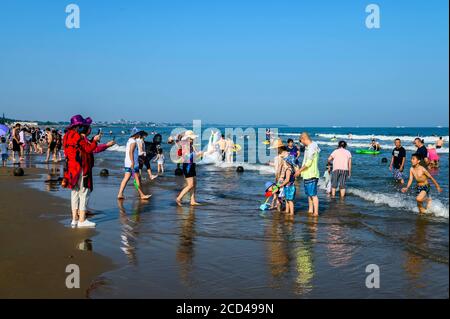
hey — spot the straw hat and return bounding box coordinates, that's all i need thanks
[269,138,284,149]
[181,130,199,141]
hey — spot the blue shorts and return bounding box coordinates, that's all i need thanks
[392,168,404,181]
[1,154,7,161]
[284,184,296,201]
[304,178,319,197]
[124,167,139,174]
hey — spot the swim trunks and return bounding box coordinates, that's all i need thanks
[49,141,57,152]
[304,178,319,197]
[284,183,296,201]
[12,139,20,152]
[124,167,139,174]
[392,168,404,181]
[416,184,430,196]
[182,163,197,178]
[138,155,151,170]
[331,169,349,189]
[1,154,7,161]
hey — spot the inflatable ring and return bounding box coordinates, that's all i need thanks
[355,149,381,155]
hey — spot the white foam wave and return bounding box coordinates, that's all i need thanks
[107,145,126,152]
[347,187,449,219]
[316,133,449,143]
[212,161,275,175]
[317,179,448,218]
[278,132,449,143]
[314,141,449,154]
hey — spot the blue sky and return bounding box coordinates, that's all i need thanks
[0,0,448,126]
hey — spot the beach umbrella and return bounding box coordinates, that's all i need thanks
[0,124,9,136]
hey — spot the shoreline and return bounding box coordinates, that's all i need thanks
[0,167,114,298]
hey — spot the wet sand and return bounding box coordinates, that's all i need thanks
[0,167,113,298]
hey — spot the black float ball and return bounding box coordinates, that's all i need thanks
[175,168,184,176]
[236,166,244,173]
[381,158,388,163]
[13,167,24,176]
[99,169,109,177]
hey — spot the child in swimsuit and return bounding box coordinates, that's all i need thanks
[401,154,442,214]
[278,154,297,215]
[154,148,165,174]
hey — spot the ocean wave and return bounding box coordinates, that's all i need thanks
[317,180,448,219]
[211,161,275,175]
[314,141,449,154]
[107,145,126,152]
[347,187,449,219]
[278,132,449,143]
[316,133,449,143]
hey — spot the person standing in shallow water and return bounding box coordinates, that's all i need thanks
[328,140,352,198]
[63,115,100,228]
[390,138,406,184]
[176,130,203,207]
[117,128,152,200]
[402,154,442,214]
[295,132,320,216]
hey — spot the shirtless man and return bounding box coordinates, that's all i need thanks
[45,128,54,162]
[216,134,227,161]
[401,154,442,214]
[436,137,444,149]
[370,139,381,151]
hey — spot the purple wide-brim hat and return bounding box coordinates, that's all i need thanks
[67,115,93,129]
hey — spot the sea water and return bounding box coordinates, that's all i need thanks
[27,126,449,298]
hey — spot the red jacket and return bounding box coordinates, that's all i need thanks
[63,129,98,191]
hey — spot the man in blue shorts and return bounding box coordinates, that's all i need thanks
[295,132,320,216]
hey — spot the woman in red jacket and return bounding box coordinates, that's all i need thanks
[63,115,115,228]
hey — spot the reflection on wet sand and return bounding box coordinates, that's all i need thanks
[265,213,317,295]
[326,218,355,268]
[293,215,317,295]
[176,207,196,286]
[117,200,144,265]
[44,162,63,191]
[404,217,428,290]
[265,212,290,285]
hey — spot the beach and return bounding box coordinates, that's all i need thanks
[0,126,447,298]
[0,167,112,298]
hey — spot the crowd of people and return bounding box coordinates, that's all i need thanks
[264,134,443,217]
[0,123,65,163]
[0,116,446,228]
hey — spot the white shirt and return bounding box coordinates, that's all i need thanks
[19,131,25,143]
[124,138,139,168]
[136,138,145,156]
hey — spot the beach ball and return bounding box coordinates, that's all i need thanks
[99,169,109,177]
[236,166,244,173]
[13,167,24,176]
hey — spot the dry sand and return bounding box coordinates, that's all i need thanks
[0,167,113,298]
